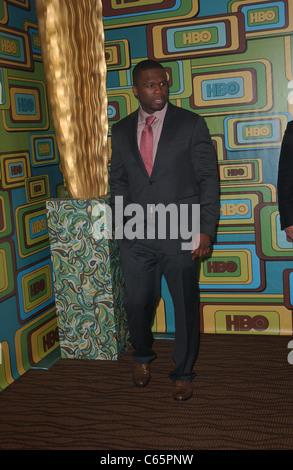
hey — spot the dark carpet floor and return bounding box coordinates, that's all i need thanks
[1,333,293,451]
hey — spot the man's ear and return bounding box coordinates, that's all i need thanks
[132,85,138,98]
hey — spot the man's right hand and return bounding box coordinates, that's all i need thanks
[285,225,293,242]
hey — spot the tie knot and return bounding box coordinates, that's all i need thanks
[145,115,156,127]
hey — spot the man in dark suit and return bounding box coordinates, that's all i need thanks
[278,121,293,242]
[109,60,219,401]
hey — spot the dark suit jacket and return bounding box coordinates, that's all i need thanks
[277,121,293,230]
[109,102,219,252]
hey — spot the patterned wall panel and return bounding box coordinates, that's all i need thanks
[0,0,64,391]
[103,0,293,337]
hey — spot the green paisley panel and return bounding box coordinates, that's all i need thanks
[46,197,130,360]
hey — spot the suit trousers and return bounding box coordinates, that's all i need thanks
[118,238,200,382]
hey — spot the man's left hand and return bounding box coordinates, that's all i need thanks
[191,233,212,259]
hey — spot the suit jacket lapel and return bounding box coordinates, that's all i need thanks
[152,102,175,175]
[129,110,144,167]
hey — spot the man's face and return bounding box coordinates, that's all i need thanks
[132,67,169,114]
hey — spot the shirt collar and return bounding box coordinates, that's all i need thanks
[138,102,168,124]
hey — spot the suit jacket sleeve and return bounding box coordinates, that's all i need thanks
[190,115,219,238]
[277,121,293,230]
[109,122,130,237]
[109,122,128,206]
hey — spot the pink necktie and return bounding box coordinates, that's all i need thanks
[140,115,156,176]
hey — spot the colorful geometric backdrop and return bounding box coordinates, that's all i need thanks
[0,0,64,391]
[1,0,293,392]
[104,0,293,337]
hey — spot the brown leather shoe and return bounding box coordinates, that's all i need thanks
[173,380,193,401]
[133,363,150,387]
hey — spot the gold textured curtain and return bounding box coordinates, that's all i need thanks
[35,0,108,199]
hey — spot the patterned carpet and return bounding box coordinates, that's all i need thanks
[1,333,293,450]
